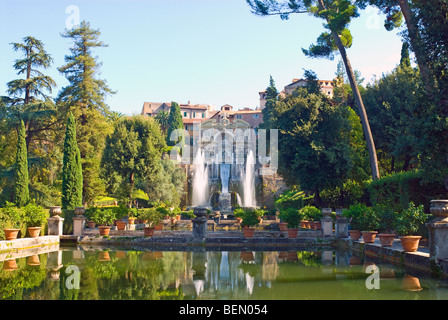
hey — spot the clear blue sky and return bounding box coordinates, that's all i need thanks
[0,0,407,115]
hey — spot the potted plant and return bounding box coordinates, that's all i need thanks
[23,201,47,238]
[300,206,322,230]
[2,202,22,240]
[85,207,100,229]
[128,207,138,225]
[375,205,397,247]
[240,209,261,238]
[395,202,430,252]
[343,204,366,241]
[90,209,116,236]
[278,208,303,238]
[234,207,244,224]
[358,206,380,243]
[139,208,163,237]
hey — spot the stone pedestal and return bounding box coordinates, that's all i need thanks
[73,216,86,236]
[427,200,448,263]
[192,208,208,241]
[47,216,64,236]
[321,208,333,238]
[427,220,448,262]
[335,217,349,239]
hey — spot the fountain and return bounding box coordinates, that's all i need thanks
[242,149,256,208]
[190,114,259,217]
[192,148,209,207]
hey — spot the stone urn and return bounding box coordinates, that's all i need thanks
[74,206,85,216]
[49,206,62,217]
[430,200,448,222]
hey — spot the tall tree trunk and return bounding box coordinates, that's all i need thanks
[397,0,435,95]
[316,0,380,180]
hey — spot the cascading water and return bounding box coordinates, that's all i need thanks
[220,164,230,194]
[192,148,209,207]
[243,149,256,208]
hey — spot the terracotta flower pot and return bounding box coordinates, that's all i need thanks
[378,234,396,247]
[300,220,308,228]
[3,259,18,271]
[27,255,41,266]
[116,221,126,231]
[98,226,111,236]
[144,227,155,237]
[362,231,378,243]
[98,251,111,261]
[242,227,255,238]
[240,251,255,262]
[349,256,362,265]
[402,275,422,291]
[278,222,288,231]
[314,221,322,230]
[155,222,164,231]
[399,236,422,252]
[3,228,20,241]
[87,221,96,229]
[27,227,41,238]
[349,230,362,241]
[287,228,298,238]
[287,251,299,261]
[128,218,136,225]
[116,251,126,259]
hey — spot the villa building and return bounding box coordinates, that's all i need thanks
[259,78,335,109]
[141,102,263,135]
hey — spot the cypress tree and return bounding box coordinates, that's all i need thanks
[62,113,83,209]
[13,120,30,207]
[166,101,184,146]
[400,42,411,69]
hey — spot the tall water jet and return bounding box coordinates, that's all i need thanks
[243,149,256,208]
[192,148,209,207]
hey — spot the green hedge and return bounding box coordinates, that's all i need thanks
[367,170,447,212]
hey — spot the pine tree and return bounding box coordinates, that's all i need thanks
[57,21,115,205]
[166,102,184,146]
[1,36,57,151]
[62,113,83,209]
[261,75,279,130]
[247,0,380,180]
[14,120,30,207]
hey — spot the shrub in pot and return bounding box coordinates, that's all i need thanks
[278,208,303,238]
[23,201,47,238]
[375,205,398,247]
[300,206,322,225]
[2,202,23,240]
[240,209,261,238]
[395,202,431,252]
[343,204,366,241]
[139,208,163,237]
[90,209,116,236]
[358,206,380,243]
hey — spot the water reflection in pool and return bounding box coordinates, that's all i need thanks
[1,248,448,300]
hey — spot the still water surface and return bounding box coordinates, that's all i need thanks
[1,247,448,300]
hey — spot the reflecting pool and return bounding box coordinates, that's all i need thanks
[1,247,448,300]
